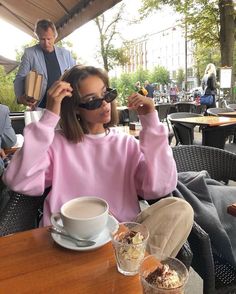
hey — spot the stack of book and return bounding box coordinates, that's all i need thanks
[25,70,43,100]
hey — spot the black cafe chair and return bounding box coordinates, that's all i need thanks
[175,102,196,113]
[0,184,51,237]
[172,145,236,294]
[202,123,236,151]
[206,107,234,116]
[10,112,25,135]
[168,112,203,145]
[227,104,236,110]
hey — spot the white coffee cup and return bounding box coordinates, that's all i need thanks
[51,197,109,240]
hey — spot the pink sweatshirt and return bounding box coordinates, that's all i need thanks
[3,109,177,226]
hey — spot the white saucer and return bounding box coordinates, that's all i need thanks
[51,215,119,251]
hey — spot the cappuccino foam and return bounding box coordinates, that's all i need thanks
[64,200,106,219]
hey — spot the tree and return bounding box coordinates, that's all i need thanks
[140,0,236,83]
[176,68,185,89]
[94,4,129,72]
[151,66,170,85]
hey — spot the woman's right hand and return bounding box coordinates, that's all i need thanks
[46,81,73,115]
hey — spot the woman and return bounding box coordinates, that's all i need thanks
[3,65,193,257]
[202,63,217,108]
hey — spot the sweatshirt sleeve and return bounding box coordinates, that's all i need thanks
[135,110,177,199]
[2,110,59,196]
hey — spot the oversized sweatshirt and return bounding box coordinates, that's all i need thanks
[3,109,177,226]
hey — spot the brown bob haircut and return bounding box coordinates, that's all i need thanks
[59,65,118,143]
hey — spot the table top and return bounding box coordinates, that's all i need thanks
[170,116,236,127]
[217,112,236,118]
[0,227,142,293]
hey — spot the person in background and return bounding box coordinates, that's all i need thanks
[14,19,76,109]
[202,63,217,108]
[144,80,154,98]
[169,86,178,103]
[0,104,17,176]
[3,65,193,257]
[134,81,141,92]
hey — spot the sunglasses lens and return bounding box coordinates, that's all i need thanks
[86,100,103,110]
[79,88,117,110]
[105,89,117,103]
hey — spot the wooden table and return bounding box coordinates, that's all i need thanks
[217,111,236,118]
[170,116,236,127]
[0,227,142,293]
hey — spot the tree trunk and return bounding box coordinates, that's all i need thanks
[219,0,235,71]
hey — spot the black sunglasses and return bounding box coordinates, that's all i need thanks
[78,88,117,110]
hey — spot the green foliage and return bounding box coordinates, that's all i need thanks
[176,68,185,87]
[0,66,25,111]
[140,1,235,64]
[132,67,150,85]
[57,40,78,62]
[150,66,170,84]
[94,3,130,72]
[109,66,170,105]
[140,1,221,48]
[110,73,136,105]
[194,44,221,78]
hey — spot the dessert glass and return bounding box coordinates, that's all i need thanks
[111,222,149,276]
[139,255,189,294]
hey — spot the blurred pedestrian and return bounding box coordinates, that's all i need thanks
[201,63,217,108]
[144,80,154,98]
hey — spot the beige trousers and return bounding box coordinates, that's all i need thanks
[135,197,194,257]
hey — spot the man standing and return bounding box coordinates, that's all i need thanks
[144,80,154,98]
[14,19,76,109]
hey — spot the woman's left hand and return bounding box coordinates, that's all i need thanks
[128,93,155,115]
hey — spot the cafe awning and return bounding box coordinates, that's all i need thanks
[0,55,19,74]
[0,0,122,41]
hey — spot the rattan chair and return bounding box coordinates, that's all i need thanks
[175,102,196,113]
[172,145,236,293]
[155,103,171,130]
[206,107,234,116]
[0,186,51,236]
[227,104,236,110]
[168,112,203,145]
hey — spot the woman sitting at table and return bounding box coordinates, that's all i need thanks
[3,65,193,257]
[0,104,17,176]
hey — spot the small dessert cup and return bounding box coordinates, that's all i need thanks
[139,255,189,294]
[111,222,149,276]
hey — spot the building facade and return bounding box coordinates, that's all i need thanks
[121,25,197,90]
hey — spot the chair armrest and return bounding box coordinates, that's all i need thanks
[189,221,215,294]
[176,240,193,270]
[0,187,50,236]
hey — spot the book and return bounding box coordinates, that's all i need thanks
[25,70,43,100]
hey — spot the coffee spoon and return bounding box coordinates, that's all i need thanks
[49,227,96,247]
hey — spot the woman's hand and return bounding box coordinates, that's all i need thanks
[128,93,155,115]
[46,81,73,115]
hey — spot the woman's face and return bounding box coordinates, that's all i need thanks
[78,75,111,133]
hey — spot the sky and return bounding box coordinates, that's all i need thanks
[0,0,179,65]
